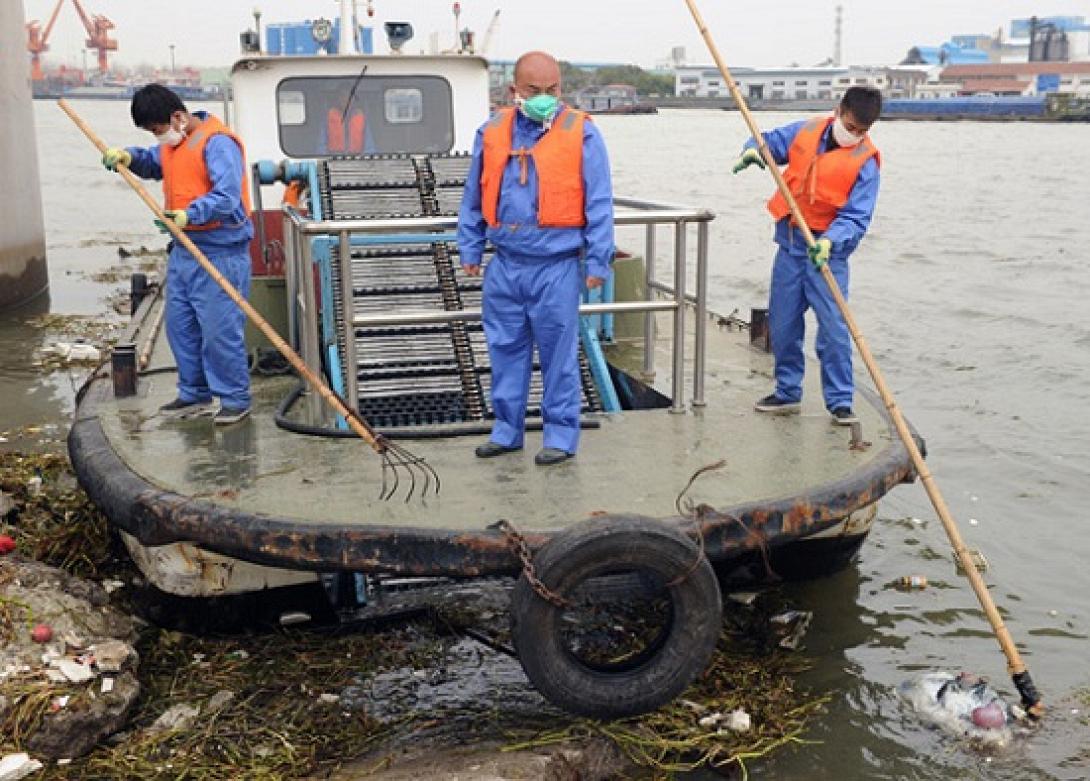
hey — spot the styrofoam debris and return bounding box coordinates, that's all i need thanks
[697,712,723,728]
[53,660,94,684]
[0,752,44,781]
[727,591,759,606]
[101,677,115,694]
[725,709,752,732]
[318,693,340,705]
[47,342,101,362]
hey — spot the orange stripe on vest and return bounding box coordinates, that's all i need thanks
[161,114,252,232]
[327,108,365,154]
[480,106,588,229]
[767,117,880,232]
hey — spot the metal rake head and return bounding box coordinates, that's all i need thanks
[376,436,441,502]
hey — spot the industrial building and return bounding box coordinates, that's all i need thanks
[673,65,886,101]
[920,61,1090,97]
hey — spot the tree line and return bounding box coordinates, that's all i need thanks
[559,62,674,97]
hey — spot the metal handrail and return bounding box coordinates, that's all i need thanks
[282,194,714,416]
[350,300,678,328]
[284,204,715,233]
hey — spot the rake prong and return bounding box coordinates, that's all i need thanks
[376,439,441,502]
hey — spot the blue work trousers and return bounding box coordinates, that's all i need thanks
[482,253,583,453]
[165,242,252,410]
[768,244,852,411]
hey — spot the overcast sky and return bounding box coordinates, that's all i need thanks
[22,0,1090,70]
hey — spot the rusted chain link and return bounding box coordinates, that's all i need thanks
[492,519,572,609]
[670,460,726,588]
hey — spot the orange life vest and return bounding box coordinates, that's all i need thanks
[161,114,252,232]
[327,108,365,154]
[481,106,587,229]
[767,117,880,232]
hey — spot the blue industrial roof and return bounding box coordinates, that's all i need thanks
[1011,16,1090,37]
[908,44,990,65]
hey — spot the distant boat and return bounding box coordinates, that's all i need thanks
[574,83,657,114]
[882,95,1090,121]
[32,80,221,101]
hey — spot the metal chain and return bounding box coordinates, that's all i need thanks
[493,519,572,609]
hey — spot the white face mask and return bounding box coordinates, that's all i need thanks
[156,116,187,147]
[831,114,863,148]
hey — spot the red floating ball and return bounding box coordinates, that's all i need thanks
[31,624,54,643]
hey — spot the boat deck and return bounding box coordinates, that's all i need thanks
[70,298,917,576]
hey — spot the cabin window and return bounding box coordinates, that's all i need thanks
[276,75,454,156]
[278,91,307,125]
[384,88,423,123]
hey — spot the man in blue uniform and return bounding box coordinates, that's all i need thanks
[733,86,882,425]
[102,84,254,425]
[458,50,614,466]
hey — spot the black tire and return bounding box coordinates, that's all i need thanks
[510,514,722,719]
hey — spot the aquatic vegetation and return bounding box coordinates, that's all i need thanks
[0,452,116,578]
[502,623,827,779]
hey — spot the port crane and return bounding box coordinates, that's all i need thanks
[25,0,65,81]
[479,9,500,56]
[26,0,117,80]
[71,0,117,75]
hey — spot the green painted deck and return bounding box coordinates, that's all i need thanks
[86,304,900,534]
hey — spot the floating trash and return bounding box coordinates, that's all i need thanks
[899,671,1025,746]
[769,610,812,650]
[898,575,928,591]
[955,549,989,575]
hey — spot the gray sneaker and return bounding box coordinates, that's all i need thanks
[754,394,801,414]
[534,447,572,466]
[830,407,858,426]
[159,397,214,419]
[214,406,251,426]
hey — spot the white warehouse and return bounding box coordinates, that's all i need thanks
[674,66,887,101]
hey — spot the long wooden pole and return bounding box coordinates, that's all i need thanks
[681,1,1043,716]
[58,99,387,456]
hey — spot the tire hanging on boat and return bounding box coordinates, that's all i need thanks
[510,514,722,719]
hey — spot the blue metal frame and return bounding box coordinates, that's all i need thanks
[579,315,621,413]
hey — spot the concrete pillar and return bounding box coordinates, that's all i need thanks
[0,0,49,309]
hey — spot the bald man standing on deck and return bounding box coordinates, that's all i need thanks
[458,50,615,466]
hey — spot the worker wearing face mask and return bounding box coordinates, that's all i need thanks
[458,50,614,466]
[102,84,254,426]
[732,86,883,426]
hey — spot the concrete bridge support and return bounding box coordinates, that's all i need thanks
[0,1,49,309]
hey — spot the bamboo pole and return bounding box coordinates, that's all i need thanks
[680,1,1043,716]
[59,99,439,500]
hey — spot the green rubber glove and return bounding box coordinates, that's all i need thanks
[808,238,832,269]
[102,147,132,172]
[731,148,766,174]
[154,209,189,233]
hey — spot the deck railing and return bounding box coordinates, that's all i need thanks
[283,197,715,416]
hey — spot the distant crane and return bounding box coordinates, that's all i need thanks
[25,0,66,81]
[70,0,117,75]
[479,9,500,56]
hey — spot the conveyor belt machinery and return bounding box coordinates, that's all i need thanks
[314,154,603,430]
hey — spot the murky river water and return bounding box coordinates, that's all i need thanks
[3,102,1089,778]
